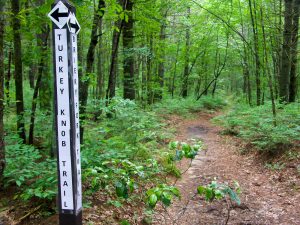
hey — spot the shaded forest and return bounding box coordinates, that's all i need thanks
[0,0,299,224]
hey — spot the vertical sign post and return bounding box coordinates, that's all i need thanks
[48,1,82,224]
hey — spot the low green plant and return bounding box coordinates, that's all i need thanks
[145,184,180,208]
[197,180,241,205]
[4,134,57,200]
[214,102,300,153]
[153,96,226,116]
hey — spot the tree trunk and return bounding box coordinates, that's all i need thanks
[155,11,167,101]
[279,0,294,103]
[181,7,191,98]
[147,35,153,104]
[248,0,261,106]
[80,0,105,141]
[289,0,300,102]
[12,0,26,143]
[28,27,49,145]
[96,28,104,100]
[261,7,277,126]
[0,0,5,186]
[5,48,12,105]
[38,25,51,111]
[123,0,135,100]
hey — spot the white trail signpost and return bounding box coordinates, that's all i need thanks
[48,1,82,224]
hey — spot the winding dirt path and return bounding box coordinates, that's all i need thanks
[154,112,300,225]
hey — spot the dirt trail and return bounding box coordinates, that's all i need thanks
[154,112,300,225]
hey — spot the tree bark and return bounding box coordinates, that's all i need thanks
[12,0,26,143]
[289,0,300,102]
[0,0,6,185]
[5,49,12,105]
[279,0,294,103]
[155,10,167,101]
[248,0,261,106]
[28,27,49,145]
[96,19,104,100]
[80,0,105,141]
[181,7,191,98]
[123,0,135,100]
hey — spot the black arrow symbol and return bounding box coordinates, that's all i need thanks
[51,8,69,23]
[68,20,80,34]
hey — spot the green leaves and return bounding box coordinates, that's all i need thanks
[170,140,203,161]
[197,180,241,205]
[146,184,180,209]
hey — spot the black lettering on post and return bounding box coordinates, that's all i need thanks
[74,68,77,74]
[59,56,63,62]
[63,171,67,177]
[63,181,68,187]
[60,88,64,94]
[59,67,63,73]
[61,130,66,136]
[60,78,63,84]
[61,109,65,115]
[62,141,66,147]
[73,47,76,52]
[58,45,63,51]
[58,34,62,40]
[64,190,66,196]
[74,79,77,85]
[64,202,68,207]
[61,120,67,126]
[62,161,66,166]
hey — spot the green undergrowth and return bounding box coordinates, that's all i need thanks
[214,102,300,154]
[153,95,227,116]
[2,98,177,204]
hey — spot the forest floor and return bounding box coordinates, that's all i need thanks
[153,111,300,225]
[1,111,300,225]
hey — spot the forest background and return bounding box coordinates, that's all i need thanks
[0,0,299,224]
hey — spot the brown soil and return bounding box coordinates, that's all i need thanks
[153,112,300,225]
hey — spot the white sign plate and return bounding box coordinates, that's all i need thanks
[48,1,69,29]
[71,33,82,211]
[55,28,74,210]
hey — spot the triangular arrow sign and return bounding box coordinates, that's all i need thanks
[67,12,81,35]
[48,1,69,29]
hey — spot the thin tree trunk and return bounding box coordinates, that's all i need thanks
[248,0,261,106]
[12,0,26,143]
[289,0,300,102]
[106,23,123,100]
[182,7,191,98]
[261,7,277,126]
[96,23,104,100]
[80,0,105,140]
[5,49,12,105]
[0,0,5,186]
[279,0,294,103]
[123,0,135,100]
[155,10,167,101]
[172,42,180,98]
[147,35,153,104]
[28,27,49,145]
[38,26,51,110]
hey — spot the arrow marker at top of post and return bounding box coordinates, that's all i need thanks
[68,12,81,35]
[48,1,69,29]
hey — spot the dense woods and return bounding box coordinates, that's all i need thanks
[0,0,299,224]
